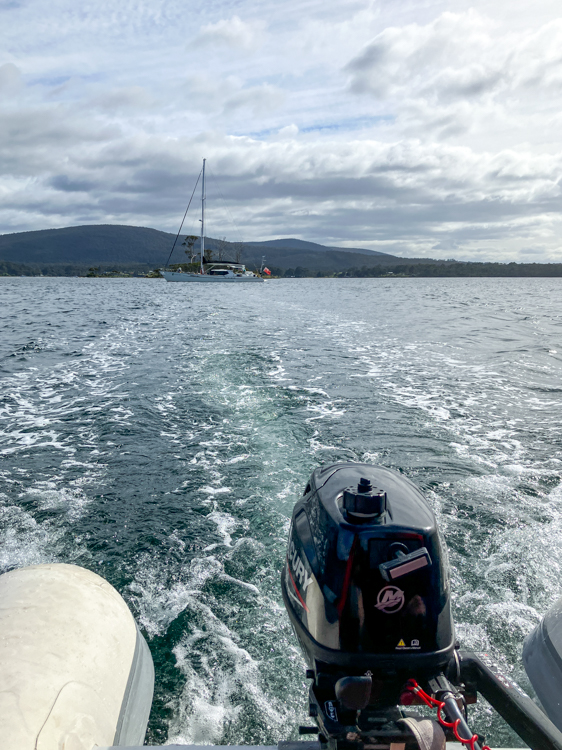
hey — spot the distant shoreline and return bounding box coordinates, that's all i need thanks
[3,269,562,280]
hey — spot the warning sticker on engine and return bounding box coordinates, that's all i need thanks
[396,638,421,650]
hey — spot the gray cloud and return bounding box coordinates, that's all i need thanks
[49,175,97,193]
[90,86,156,113]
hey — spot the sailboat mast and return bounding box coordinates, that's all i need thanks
[200,158,206,274]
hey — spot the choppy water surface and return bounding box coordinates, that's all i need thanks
[2,276,562,747]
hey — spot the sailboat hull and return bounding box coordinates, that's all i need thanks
[161,271,264,283]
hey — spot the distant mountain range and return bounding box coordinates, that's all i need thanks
[2,224,562,278]
[0,224,432,273]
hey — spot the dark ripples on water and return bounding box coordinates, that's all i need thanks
[2,277,562,747]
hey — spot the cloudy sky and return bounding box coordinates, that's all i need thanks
[2,0,562,261]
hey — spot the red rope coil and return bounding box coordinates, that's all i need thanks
[405,680,491,750]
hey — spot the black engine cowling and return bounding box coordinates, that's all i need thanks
[281,463,455,706]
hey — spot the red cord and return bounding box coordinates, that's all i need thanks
[337,536,358,616]
[405,680,491,750]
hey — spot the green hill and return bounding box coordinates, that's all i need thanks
[0,225,174,266]
[0,224,412,273]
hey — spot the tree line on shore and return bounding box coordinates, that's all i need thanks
[277,262,562,278]
[0,261,152,277]
[3,259,562,278]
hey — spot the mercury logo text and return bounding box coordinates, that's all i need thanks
[288,540,313,591]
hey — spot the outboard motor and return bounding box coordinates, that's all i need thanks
[282,463,562,750]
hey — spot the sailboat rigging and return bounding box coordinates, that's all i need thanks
[160,159,265,283]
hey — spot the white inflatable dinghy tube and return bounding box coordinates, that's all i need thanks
[0,563,154,750]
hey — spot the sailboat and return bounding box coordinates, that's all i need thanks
[160,159,265,283]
